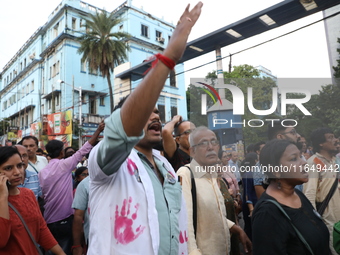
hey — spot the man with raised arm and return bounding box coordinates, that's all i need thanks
[87,3,203,255]
[162,115,196,171]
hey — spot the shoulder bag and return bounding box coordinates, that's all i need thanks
[264,199,314,255]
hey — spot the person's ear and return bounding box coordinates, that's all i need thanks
[175,136,180,144]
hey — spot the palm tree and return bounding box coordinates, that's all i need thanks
[78,10,131,112]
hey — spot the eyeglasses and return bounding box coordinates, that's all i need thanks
[281,129,298,136]
[192,139,219,148]
[80,173,89,177]
[21,154,29,159]
[177,129,193,137]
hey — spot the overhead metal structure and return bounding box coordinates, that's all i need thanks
[116,0,340,81]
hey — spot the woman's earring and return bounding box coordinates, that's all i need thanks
[277,179,281,190]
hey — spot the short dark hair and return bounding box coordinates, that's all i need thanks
[254,141,265,153]
[19,135,39,146]
[241,152,258,168]
[64,147,76,158]
[174,121,189,136]
[246,144,255,153]
[37,148,44,153]
[0,146,21,166]
[310,127,333,153]
[267,119,296,140]
[259,139,294,187]
[75,166,88,179]
[46,140,64,159]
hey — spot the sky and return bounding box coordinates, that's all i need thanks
[0,0,336,92]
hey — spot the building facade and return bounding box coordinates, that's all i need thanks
[0,0,187,144]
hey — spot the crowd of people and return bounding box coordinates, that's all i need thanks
[0,2,339,255]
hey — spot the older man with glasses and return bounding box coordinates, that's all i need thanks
[177,126,251,255]
[15,144,42,200]
[162,115,196,171]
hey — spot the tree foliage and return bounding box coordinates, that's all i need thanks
[77,10,131,112]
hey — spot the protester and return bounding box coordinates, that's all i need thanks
[162,115,196,171]
[87,4,203,254]
[73,166,88,190]
[177,126,252,255]
[20,136,48,173]
[229,151,241,185]
[64,147,76,159]
[303,128,340,254]
[252,139,330,255]
[241,152,258,241]
[15,144,42,200]
[0,146,65,255]
[217,155,241,255]
[72,176,90,255]
[39,122,104,255]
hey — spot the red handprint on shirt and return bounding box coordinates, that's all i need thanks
[114,197,145,244]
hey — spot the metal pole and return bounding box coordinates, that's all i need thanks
[78,87,82,148]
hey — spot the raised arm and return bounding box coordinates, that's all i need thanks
[162,115,182,159]
[88,120,105,146]
[121,3,203,136]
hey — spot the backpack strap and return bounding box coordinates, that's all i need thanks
[313,157,339,216]
[184,165,197,238]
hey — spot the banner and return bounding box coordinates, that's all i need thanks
[30,122,42,137]
[45,110,72,135]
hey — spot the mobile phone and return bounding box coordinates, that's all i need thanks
[6,180,11,189]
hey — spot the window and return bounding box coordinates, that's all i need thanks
[119,24,123,30]
[89,97,97,114]
[89,66,98,75]
[57,61,60,75]
[156,30,163,39]
[170,70,176,87]
[141,24,149,37]
[72,18,76,29]
[26,84,29,95]
[52,63,57,77]
[24,58,26,68]
[80,60,86,72]
[171,98,178,118]
[157,96,165,123]
[53,23,59,38]
[158,105,165,123]
[31,80,34,91]
[100,96,105,106]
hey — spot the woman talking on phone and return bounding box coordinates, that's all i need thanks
[0,146,65,255]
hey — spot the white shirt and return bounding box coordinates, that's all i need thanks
[27,155,48,173]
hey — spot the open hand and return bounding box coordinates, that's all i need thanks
[163,2,203,63]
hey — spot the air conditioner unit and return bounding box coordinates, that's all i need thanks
[29,53,36,60]
[156,37,165,43]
